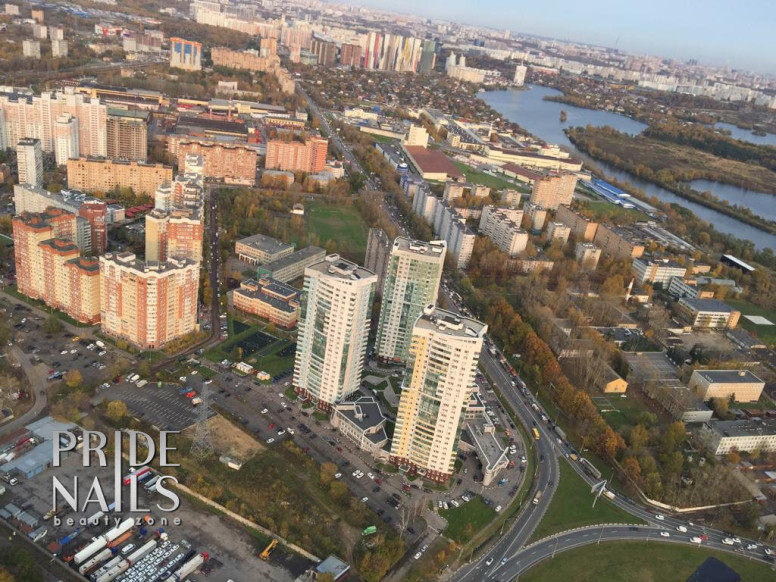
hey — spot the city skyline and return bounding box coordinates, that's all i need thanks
[344,0,776,75]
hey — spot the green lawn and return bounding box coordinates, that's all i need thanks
[452,161,518,191]
[522,541,775,582]
[440,496,497,544]
[529,462,641,542]
[307,203,369,262]
[592,393,652,433]
[727,299,776,347]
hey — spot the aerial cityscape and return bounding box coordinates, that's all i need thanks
[0,1,774,581]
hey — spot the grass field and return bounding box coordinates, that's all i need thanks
[529,462,640,542]
[522,541,775,582]
[592,393,651,432]
[726,299,776,347]
[578,199,645,222]
[440,496,497,544]
[452,161,518,191]
[307,202,368,262]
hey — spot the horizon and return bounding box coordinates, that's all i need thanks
[339,0,776,76]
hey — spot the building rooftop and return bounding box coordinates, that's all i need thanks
[237,233,294,255]
[259,246,325,273]
[708,418,776,438]
[465,417,508,473]
[308,254,376,281]
[679,297,735,313]
[67,256,100,272]
[39,238,79,254]
[235,278,301,314]
[403,146,464,180]
[635,257,685,269]
[416,305,487,338]
[692,369,764,385]
[101,251,197,274]
[336,397,386,431]
[392,236,446,257]
[107,108,150,122]
[177,115,248,137]
[15,207,75,229]
[316,555,350,580]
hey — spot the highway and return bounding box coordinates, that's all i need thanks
[296,88,776,579]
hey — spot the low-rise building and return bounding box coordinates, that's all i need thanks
[676,298,740,329]
[256,246,326,283]
[599,366,628,393]
[689,369,765,403]
[632,258,687,286]
[232,277,301,329]
[331,397,389,455]
[699,419,776,455]
[235,234,294,265]
[667,276,743,300]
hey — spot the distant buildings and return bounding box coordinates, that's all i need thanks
[233,277,301,329]
[235,234,294,266]
[66,158,172,196]
[362,32,423,72]
[676,298,740,330]
[699,419,776,455]
[529,173,578,210]
[100,252,199,349]
[53,114,78,166]
[390,305,487,483]
[689,369,764,403]
[339,43,362,67]
[376,238,446,364]
[364,228,391,295]
[403,125,429,148]
[293,255,376,408]
[51,39,68,58]
[169,38,202,71]
[513,65,527,86]
[265,135,328,174]
[22,40,41,59]
[16,138,43,187]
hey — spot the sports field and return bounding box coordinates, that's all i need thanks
[307,203,368,262]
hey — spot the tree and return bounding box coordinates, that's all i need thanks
[628,424,649,451]
[320,461,337,486]
[265,322,277,336]
[622,456,642,483]
[63,369,82,389]
[711,396,729,418]
[106,400,128,422]
[43,315,63,334]
[137,360,151,378]
[726,449,741,464]
[601,274,625,297]
[348,171,367,193]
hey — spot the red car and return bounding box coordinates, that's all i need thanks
[269,423,275,429]
[700,535,708,541]
[376,479,382,485]
[186,391,196,399]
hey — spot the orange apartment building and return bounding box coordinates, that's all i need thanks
[145,208,204,263]
[66,158,173,196]
[78,199,107,255]
[265,135,328,174]
[99,252,199,349]
[12,209,101,323]
[175,140,257,185]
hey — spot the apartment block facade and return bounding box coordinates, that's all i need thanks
[529,173,578,209]
[390,306,487,482]
[689,369,765,403]
[265,136,328,174]
[555,204,599,241]
[175,140,257,185]
[169,38,202,71]
[293,255,376,408]
[479,206,529,257]
[99,252,199,349]
[66,158,172,196]
[106,109,148,162]
[145,208,204,263]
[376,238,446,363]
[16,138,43,186]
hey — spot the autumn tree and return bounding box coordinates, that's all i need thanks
[622,456,642,483]
[628,424,649,451]
[43,315,63,334]
[711,396,729,418]
[63,369,82,389]
[106,400,128,423]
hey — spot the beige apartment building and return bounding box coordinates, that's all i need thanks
[106,109,148,162]
[265,136,328,174]
[390,305,487,483]
[67,158,172,196]
[145,208,204,263]
[529,172,578,209]
[175,140,257,185]
[555,204,599,241]
[689,369,764,402]
[593,224,646,260]
[99,252,200,349]
[575,242,602,270]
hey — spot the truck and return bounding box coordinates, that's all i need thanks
[72,517,133,565]
[78,548,112,576]
[554,426,567,441]
[191,397,202,406]
[603,490,615,501]
[260,539,278,560]
[533,491,542,505]
[163,551,209,582]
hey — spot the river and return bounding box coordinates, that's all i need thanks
[479,85,776,250]
[715,122,776,148]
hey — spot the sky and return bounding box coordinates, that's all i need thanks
[342,0,776,75]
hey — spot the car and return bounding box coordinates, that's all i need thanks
[501,558,507,565]
[486,557,494,566]
[261,408,268,414]
[731,537,741,544]
[352,471,360,477]
[266,438,275,444]
[99,382,110,390]
[494,505,502,513]
[269,423,275,429]
[179,376,187,382]
[660,531,670,538]
[367,472,374,479]
[334,473,342,479]
[722,538,735,546]
[121,544,135,555]
[287,428,295,435]
[60,349,68,355]
[747,544,758,550]
[690,536,702,544]
[655,514,665,521]
[361,496,368,503]
[414,552,422,560]
[277,429,286,436]
[700,535,708,541]
[420,545,428,553]
[372,486,380,493]
[69,349,77,354]
[676,526,687,533]
[190,370,198,375]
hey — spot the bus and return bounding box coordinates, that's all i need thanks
[532,428,540,441]
[122,467,151,485]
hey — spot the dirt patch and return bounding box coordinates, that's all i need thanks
[183,414,264,461]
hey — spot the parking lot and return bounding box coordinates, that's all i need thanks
[625,351,679,382]
[95,382,204,431]
[14,453,294,582]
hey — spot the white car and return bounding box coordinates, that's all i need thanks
[99,382,110,390]
[266,438,275,444]
[352,470,360,477]
[361,496,369,503]
[334,473,342,479]
[277,429,286,436]
[494,505,502,513]
[287,428,295,435]
[179,376,187,382]
[414,552,422,560]
[60,349,68,355]
[261,408,268,414]
[722,538,735,546]
[486,557,494,566]
[655,514,665,521]
[746,544,758,550]
[731,537,741,544]
[659,531,670,538]
[367,472,374,479]
[121,544,135,555]
[190,370,198,375]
